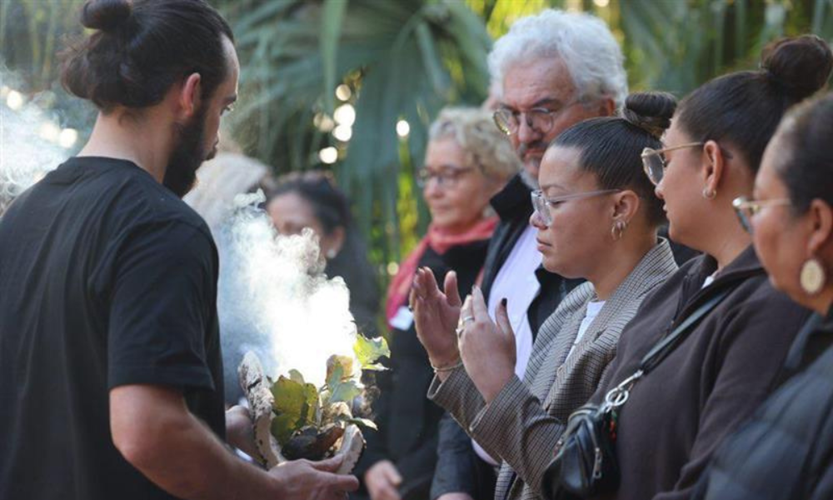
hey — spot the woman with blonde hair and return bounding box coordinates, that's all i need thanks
[355,107,520,500]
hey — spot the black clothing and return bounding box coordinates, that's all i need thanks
[586,246,810,500]
[0,157,224,500]
[355,240,490,500]
[433,173,581,500]
[693,309,833,500]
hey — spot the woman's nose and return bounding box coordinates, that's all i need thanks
[530,210,546,229]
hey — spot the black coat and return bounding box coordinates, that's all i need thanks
[355,240,490,500]
[693,308,833,500]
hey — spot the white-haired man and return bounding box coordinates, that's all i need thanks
[427,9,626,500]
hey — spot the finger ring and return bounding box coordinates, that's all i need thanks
[461,315,474,324]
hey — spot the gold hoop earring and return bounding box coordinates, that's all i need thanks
[611,219,628,241]
[800,257,827,296]
[702,187,717,200]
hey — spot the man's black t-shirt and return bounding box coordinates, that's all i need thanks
[0,157,225,500]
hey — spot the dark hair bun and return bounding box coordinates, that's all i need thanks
[761,35,833,100]
[81,0,132,32]
[622,91,678,138]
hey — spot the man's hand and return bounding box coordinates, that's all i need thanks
[458,287,516,403]
[225,405,259,458]
[272,456,359,500]
[411,268,463,371]
[364,460,403,500]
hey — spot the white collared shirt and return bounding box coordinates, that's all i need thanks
[473,224,542,465]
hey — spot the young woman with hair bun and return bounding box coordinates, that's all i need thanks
[411,92,680,500]
[561,34,832,500]
[693,91,833,500]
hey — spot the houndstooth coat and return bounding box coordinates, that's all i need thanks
[427,239,678,500]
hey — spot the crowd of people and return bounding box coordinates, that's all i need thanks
[0,1,832,500]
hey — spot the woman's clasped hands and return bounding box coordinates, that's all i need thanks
[411,267,516,402]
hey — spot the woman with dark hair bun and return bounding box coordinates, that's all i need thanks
[548,35,831,500]
[693,93,833,500]
[695,95,833,500]
[411,93,679,500]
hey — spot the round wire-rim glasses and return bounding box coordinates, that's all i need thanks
[531,188,622,227]
[732,196,791,233]
[493,99,581,136]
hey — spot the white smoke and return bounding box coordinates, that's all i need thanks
[0,83,70,214]
[216,191,359,389]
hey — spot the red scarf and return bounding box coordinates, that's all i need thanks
[385,217,498,326]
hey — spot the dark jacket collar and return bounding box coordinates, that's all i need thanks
[490,172,533,220]
[675,245,764,322]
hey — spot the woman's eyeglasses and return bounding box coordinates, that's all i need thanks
[732,196,791,233]
[531,189,621,227]
[641,142,704,185]
[416,167,475,189]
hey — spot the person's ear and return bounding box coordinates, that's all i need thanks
[806,199,833,258]
[611,189,640,224]
[322,227,346,259]
[701,140,727,195]
[594,98,616,117]
[177,73,202,120]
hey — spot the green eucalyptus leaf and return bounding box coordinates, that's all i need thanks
[330,379,362,404]
[289,369,306,385]
[354,335,391,369]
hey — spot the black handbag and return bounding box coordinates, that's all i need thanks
[541,287,733,500]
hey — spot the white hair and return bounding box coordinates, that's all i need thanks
[488,9,628,110]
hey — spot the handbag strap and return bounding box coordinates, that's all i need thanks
[603,285,734,410]
[638,286,733,374]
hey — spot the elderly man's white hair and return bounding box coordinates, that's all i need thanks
[488,9,628,110]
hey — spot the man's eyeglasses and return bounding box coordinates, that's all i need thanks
[417,167,475,189]
[732,196,791,233]
[531,189,621,227]
[493,99,581,136]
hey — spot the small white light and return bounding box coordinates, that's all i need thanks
[335,84,352,101]
[593,0,610,6]
[333,124,353,142]
[333,104,356,127]
[396,119,410,138]
[319,147,339,164]
[58,128,79,149]
[6,90,24,111]
[387,262,400,276]
[316,114,335,133]
[39,122,61,143]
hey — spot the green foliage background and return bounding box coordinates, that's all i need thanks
[2,0,833,291]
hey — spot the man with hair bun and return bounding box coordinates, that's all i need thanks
[423,9,627,500]
[0,1,358,500]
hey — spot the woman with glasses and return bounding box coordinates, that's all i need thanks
[548,35,830,500]
[410,92,679,500]
[355,107,519,500]
[692,93,833,500]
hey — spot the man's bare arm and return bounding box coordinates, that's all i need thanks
[110,384,358,500]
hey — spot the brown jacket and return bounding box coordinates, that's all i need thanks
[589,246,811,500]
[428,240,679,500]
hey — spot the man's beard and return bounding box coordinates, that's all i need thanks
[163,105,217,198]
